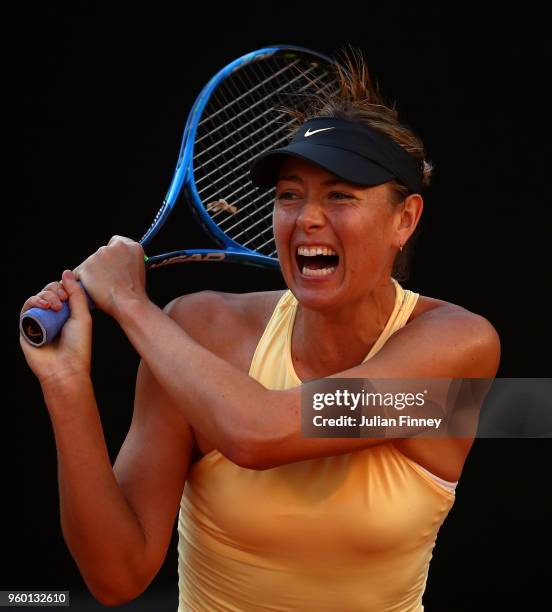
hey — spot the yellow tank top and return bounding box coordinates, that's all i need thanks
[177,279,455,611]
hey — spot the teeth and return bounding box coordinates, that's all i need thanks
[297,246,337,256]
[302,266,337,277]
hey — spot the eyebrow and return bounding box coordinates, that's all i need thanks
[276,175,353,187]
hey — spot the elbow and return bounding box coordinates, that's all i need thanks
[92,593,135,608]
[83,564,150,608]
[224,432,274,471]
[89,581,145,608]
[218,390,291,471]
[228,431,288,471]
[61,523,154,607]
[224,438,261,470]
[224,391,294,471]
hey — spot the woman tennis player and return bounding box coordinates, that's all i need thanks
[20,54,500,611]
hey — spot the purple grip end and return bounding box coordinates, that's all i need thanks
[19,303,71,347]
[19,282,94,347]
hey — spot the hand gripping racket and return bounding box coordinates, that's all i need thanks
[20,45,339,347]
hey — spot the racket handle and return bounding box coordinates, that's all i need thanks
[19,282,95,347]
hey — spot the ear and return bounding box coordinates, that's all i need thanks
[395,193,423,245]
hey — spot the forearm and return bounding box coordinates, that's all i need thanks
[115,298,274,457]
[42,376,146,603]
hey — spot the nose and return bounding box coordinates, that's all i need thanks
[295,196,326,232]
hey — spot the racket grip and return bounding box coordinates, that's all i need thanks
[19,282,95,347]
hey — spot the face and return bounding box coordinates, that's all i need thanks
[273,157,417,311]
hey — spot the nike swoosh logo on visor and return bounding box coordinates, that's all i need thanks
[304,127,335,137]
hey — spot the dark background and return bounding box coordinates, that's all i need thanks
[6,6,551,611]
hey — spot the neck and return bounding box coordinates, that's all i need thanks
[291,278,398,381]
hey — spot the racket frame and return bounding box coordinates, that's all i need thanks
[141,45,336,270]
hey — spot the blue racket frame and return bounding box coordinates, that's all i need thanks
[141,45,335,269]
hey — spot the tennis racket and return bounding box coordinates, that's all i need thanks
[20,45,339,347]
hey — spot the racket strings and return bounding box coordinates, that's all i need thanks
[193,54,338,256]
[193,65,323,175]
[194,65,317,151]
[194,114,293,185]
[195,59,303,131]
[194,72,337,190]
[198,67,329,168]
[196,61,302,161]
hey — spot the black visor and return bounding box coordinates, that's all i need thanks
[250,117,424,193]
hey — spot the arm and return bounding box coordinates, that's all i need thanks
[114,295,500,470]
[19,271,195,606]
[42,376,147,605]
[38,360,194,606]
[72,236,500,470]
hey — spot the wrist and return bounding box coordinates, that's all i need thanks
[110,291,152,323]
[40,369,92,400]
[41,373,98,428]
[113,292,158,330]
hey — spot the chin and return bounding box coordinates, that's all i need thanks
[288,274,348,312]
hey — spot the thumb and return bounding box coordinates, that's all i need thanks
[61,269,92,320]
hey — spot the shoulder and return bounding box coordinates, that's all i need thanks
[163,289,285,329]
[380,292,501,378]
[417,294,500,337]
[163,289,286,369]
[412,292,500,338]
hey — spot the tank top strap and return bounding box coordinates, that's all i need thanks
[364,278,419,361]
[248,291,297,387]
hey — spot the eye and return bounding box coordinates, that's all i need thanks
[328,191,355,201]
[275,191,301,202]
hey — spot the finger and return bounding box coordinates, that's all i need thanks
[25,289,64,311]
[20,278,70,316]
[108,235,139,250]
[20,295,51,314]
[62,269,91,320]
[108,234,130,244]
[42,288,66,309]
[47,281,69,301]
[42,280,68,301]
[56,283,68,300]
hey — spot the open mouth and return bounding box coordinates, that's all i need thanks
[296,245,340,277]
